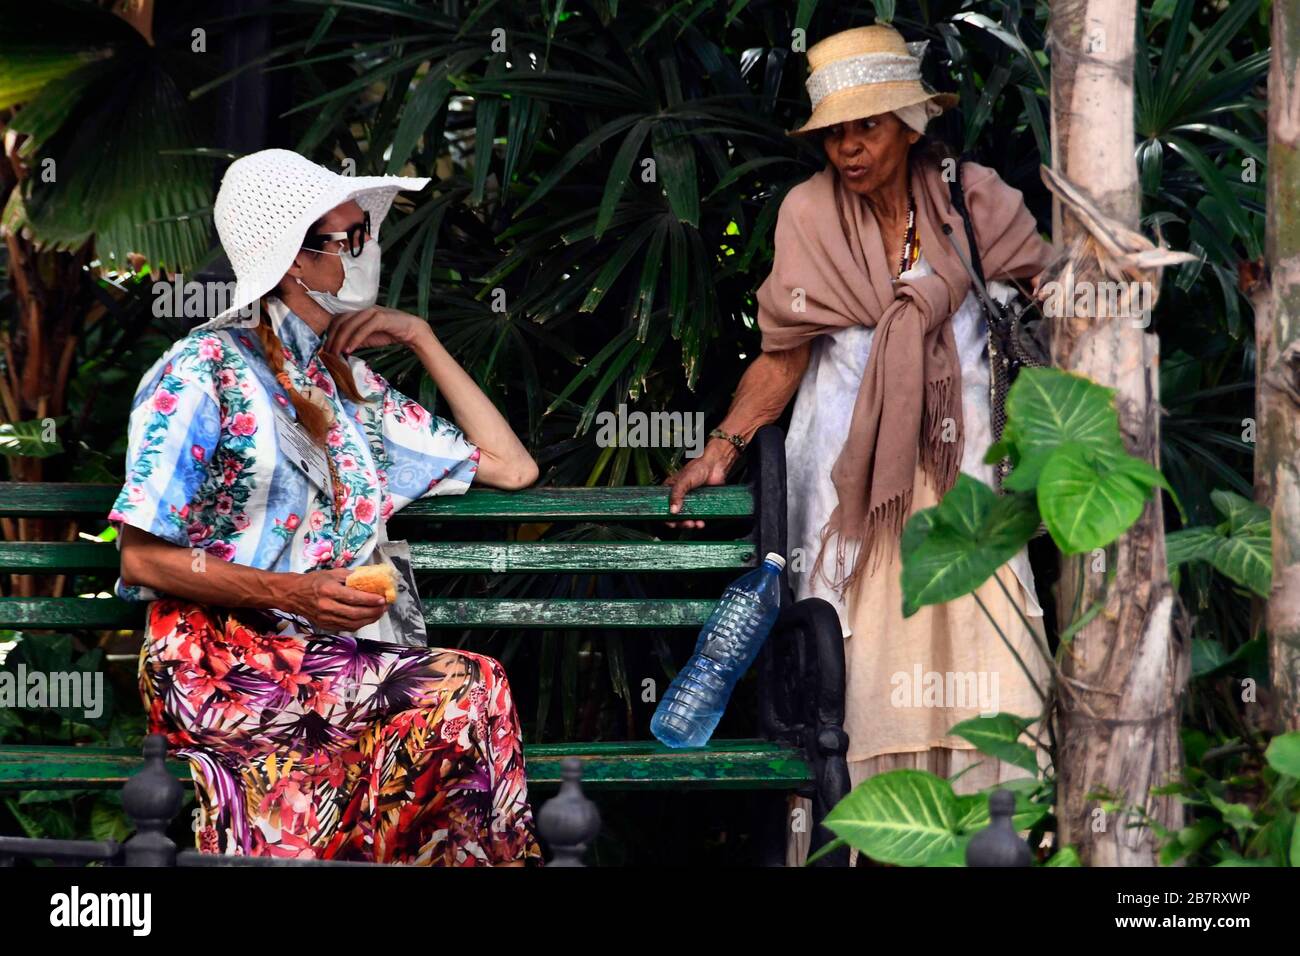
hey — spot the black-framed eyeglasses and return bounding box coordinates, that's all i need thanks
[304,210,371,257]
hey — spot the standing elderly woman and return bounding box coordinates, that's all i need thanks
[666,25,1055,865]
[109,150,543,865]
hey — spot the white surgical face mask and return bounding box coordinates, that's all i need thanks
[295,239,382,314]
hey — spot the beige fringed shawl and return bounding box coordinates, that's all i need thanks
[757,158,1051,594]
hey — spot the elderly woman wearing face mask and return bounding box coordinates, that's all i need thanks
[108,149,542,865]
[665,25,1055,865]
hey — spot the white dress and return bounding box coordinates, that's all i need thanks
[783,254,1043,634]
[781,253,1048,868]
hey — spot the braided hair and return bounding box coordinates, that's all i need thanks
[255,212,375,448]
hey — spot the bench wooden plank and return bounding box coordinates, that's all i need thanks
[404,486,753,520]
[0,597,717,631]
[0,740,811,791]
[0,542,120,573]
[421,598,716,628]
[0,597,144,629]
[0,483,753,521]
[407,541,754,572]
[0,483,122,517]
[0,540,755,575]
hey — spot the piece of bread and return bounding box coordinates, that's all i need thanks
[346,563,398,603]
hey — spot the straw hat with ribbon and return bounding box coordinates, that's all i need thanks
[195,148,429,331]
[791,24,958,136]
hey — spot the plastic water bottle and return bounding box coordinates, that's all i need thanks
[651,552,785,748]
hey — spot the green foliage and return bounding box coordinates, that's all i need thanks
[899,475,1039,617]
[0,0,213,269]
[994,369,1122,492]
[814,748,1053,867]
[1037,444,1166,555]
[995,368,1167,556]
[891,359,1278,867]
[1167,489,1271,598]
[950,713,1039,776]
[820,769,964,866]
[902,367,1166,617]
[1154,731,1300,867]
[0,418,64,458]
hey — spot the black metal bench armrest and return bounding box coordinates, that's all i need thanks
[759,595,851,866]
[744,423,850,865]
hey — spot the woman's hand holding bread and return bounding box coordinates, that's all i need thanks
[284,568,388,633]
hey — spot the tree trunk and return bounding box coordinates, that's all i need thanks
[1256,0,1300,735]
[1049,0,1186,865]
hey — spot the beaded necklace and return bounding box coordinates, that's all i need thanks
[896,185,919,277]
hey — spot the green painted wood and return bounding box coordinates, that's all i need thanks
[0,483,753,521]
[0,597,145,630]
[0,739,811,791]
[408,540,754,572]
[0,540,754,575]
[0,597,715,631]
[0,483,123,517]
[422,598,716,628]
[403,485,753,520]
[0,542,120,573]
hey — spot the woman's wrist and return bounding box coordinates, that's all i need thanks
[273,570,306,616]
[705,435,742,469]
[405,320,437,350]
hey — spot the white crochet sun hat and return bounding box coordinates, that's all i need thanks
[195,149,430,330]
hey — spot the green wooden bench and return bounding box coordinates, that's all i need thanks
[0,426,849,864]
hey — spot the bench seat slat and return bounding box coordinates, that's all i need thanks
[0,483,753,521]
[0,597,717,630]
[0,740,811,790]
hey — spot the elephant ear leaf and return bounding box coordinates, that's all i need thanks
[998,368,1123,493]
[821,769,961,866]
[1037,443,1166,554]
[1206,490,1271,597]
[1166,489,1270,598]
[949,713,1040,775]
[1265,731,1300,778]
[900,474,1040,616]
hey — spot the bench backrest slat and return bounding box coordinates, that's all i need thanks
[0,482,763,631]
[0,540,756,574]
[0,483,753,520]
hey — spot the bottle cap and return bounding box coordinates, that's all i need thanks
[763,552,786,570]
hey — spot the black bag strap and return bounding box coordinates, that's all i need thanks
[942,154,1006,325]
[945,154,986,286]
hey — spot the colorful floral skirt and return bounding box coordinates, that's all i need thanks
[139,598,544,866]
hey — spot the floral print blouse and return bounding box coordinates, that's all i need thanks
[108,298,479,606]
